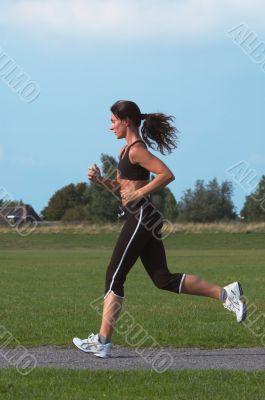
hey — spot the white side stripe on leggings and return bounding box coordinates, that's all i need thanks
[179,273,186,293]
[104,206,143,299]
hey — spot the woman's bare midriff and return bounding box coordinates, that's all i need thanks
[117,171,149,207]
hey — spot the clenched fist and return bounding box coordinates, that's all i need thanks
[87,164,102,183]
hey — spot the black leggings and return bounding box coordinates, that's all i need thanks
[105,197,185,298]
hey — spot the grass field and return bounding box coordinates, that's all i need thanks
[0,231,265,399]
[0,232,264,348]
[1,369,265,400]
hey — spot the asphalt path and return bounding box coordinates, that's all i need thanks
[0,346,265,372]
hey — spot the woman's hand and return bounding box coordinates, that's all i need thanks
[120,186,143,206]
[87,164,102,183]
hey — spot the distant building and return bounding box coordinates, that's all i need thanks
[0,205,42,225]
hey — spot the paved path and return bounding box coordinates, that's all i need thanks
[1,346,265,371]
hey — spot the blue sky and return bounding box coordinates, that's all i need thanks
[0,0,265,215]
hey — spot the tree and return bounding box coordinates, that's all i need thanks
[87,181,120,222]
[163,188,179,221]
[85,153,121,222]
[150,174,178,221]
[0,200,24,207]
[240,175,265,221]
[101,153,117,179]
[178,178,236,222]
[62,205,87,222]
[42,183,89,220]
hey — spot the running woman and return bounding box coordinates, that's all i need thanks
[73,100,247,358]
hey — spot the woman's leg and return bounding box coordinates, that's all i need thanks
[140,233,247,322]
[99,291,123,340]
[73,204,151,355]
[140,234,223,301]
[181,275,222,299]
[100,205,151,341]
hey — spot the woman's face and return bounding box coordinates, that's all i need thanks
[110,113,127,139]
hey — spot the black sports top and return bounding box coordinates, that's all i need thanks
[117,139,150,181]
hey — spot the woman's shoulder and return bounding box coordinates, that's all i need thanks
[128,141,149,164]
[129,140,148,153]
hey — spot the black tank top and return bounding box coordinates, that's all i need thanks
[118,140,150,181]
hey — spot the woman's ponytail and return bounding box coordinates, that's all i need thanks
[141,113,179,155]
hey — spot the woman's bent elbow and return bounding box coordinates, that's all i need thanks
[168,173,175,182]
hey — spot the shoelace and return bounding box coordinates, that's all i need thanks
[81,333,99,346]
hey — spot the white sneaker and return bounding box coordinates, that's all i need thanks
[72,333,112,358]
[223,282,247,323]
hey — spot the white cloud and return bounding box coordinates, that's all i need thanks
[0,0,264,43]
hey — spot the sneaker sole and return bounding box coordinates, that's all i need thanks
[94,352,111,359]
[237,282,247,323]
[239,300,247,323]
[237,281,244,297]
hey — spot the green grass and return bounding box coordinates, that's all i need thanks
[0,369,265,400]
[0,233,264,348]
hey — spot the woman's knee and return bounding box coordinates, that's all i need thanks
[153,272,186,293]
[153,274,172,290]
[105,271,125,298]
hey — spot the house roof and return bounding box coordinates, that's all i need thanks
[0,205,41,224]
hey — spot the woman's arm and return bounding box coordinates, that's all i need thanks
[87,164,121,194]
[129,145,175,198]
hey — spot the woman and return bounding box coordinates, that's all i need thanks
[73,100,246,358]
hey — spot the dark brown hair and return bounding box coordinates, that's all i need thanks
[110,100,179,155]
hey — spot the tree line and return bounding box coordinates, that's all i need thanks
[40,154,265,223]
